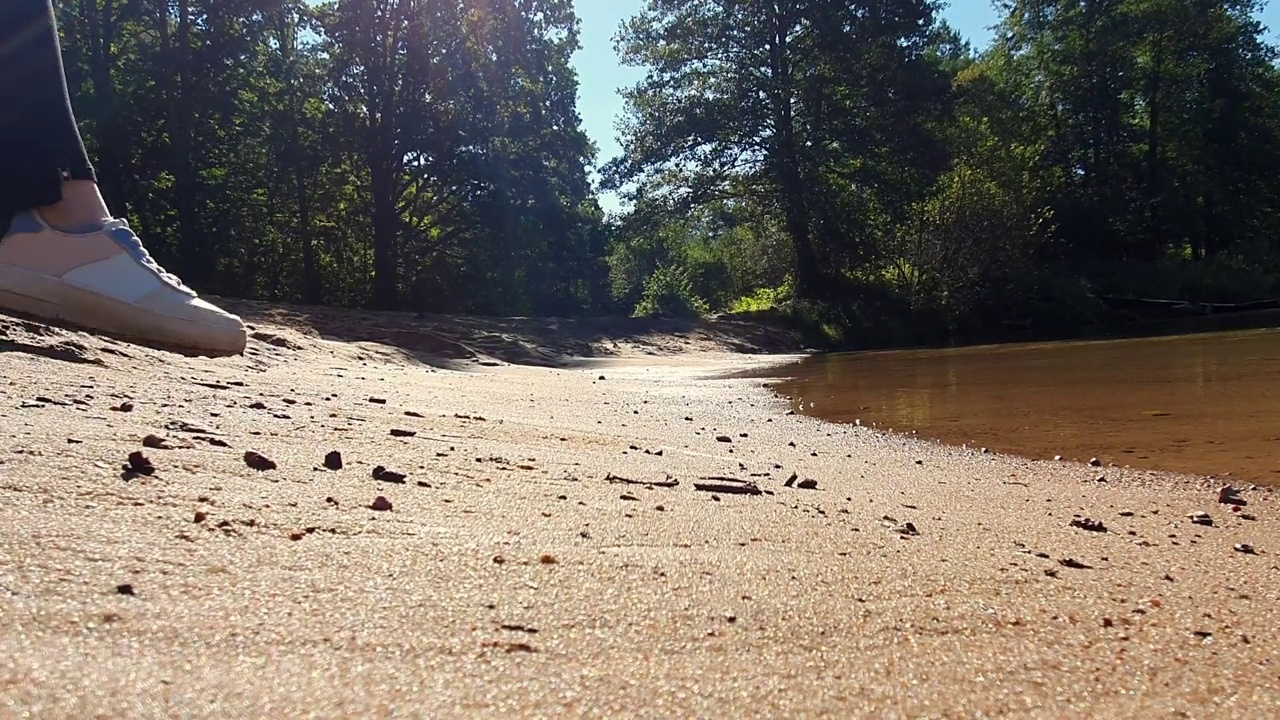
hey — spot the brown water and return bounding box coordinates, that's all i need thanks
[775,328,1280,483]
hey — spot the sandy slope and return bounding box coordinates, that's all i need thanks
[1,301,1278,719]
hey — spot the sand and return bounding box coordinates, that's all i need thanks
[1,301,1277,719]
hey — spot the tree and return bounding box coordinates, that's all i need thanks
[606,0,949,298]
[321,0,448,309]
[994,0,1280,265]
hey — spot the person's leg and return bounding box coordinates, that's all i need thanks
[0,0,106,227]
[0,0,246,356]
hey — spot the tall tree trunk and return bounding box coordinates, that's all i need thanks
[363,0,401,309]
[161,0,204,284]
[1144,37,1163,256]
[781,178,822,299]
[1201,58,1231,259]
[1202,193,1221,259]
[83,0,127,214]
[296,158,319,304]
[275,7,322,304]
[370,159,400,310]
[767,4,822,299]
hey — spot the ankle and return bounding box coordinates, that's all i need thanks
[35,180,112,233]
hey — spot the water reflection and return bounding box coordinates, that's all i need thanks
[775,328,1280,483]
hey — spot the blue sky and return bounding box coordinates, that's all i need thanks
[572,0,1279,210]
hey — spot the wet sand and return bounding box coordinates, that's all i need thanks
[1,304,1278,718]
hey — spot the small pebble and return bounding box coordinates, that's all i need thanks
[372,466,407,483]
[243,451,277,471]
[1070,517,1107,532]
[142,434,171,449]
[1218,486,1247,506]
[124,451,155,476]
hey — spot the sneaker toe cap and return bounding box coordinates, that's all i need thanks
[140,289,247,353]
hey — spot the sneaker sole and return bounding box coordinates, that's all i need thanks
[0,264,246,357]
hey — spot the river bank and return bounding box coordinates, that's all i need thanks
[2,302,1277,717]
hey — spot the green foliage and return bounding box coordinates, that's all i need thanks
[1096,254,1280,305]
[607,0,1280,344]
[607,200,789,312]
[49,0,1280,345]
[727,282,794,314]
[606,0,950,299]
[54,0,607,315]
[632,266,711,318]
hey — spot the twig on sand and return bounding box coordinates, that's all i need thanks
[693,476,762,496]
[604,472,679,488]
[412,435,465,444]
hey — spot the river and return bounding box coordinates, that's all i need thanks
[773,328,1280,483]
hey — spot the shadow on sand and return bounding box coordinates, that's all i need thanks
[223,299,802,370]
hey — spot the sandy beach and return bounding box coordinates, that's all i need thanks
[1,301,1277,718]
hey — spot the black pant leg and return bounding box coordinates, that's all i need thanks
[0,0,97,219]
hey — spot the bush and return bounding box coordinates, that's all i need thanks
[632,266,711,318]
[727,279,794,313]
[972,268,1104,329]
[1093,254,1279,305]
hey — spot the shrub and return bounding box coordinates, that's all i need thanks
[631,266,711,318]
[727,279,794,313]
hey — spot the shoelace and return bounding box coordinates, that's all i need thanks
[103,218,195,295]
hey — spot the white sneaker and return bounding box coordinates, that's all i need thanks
[0,210,246,355]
